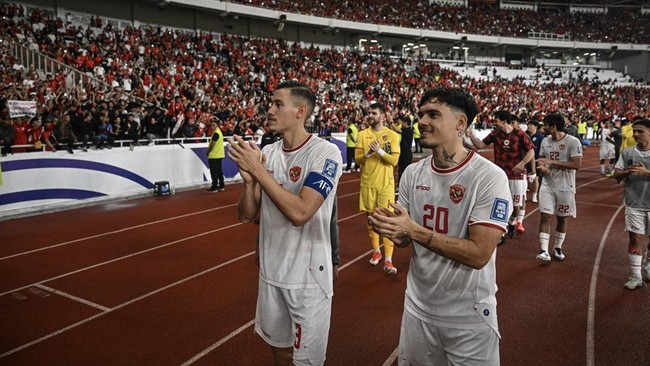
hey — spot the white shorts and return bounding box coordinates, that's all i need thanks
[398,310,500,366]
[538,185,577,217]
[509,179,527,208]
[625,207,650,235]
[600,147,615,160]
[254,279,331,366]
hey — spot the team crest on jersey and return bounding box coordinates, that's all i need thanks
[559,144,566,151]
[289,166,302,182]
[382,135,388,142]
[503,140,510,147]
[449,184,466,204]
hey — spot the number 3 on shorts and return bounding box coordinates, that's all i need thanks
[294,323,302,349]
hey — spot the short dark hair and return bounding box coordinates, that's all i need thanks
[528,120,540,128]
[494,110,512,124]
[397,115,411,126]
[632,118,650,129]
[275,80,316,118]
[543,113,565,130]
[368,102,387,114]
[418,87,478,129]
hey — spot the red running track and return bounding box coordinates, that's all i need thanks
[1,147,649,365]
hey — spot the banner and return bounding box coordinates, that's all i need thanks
[8,100,37,118]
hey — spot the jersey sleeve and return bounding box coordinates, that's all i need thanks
[303,143,343,199]
[469,167,512,231]
[569,137,583,158]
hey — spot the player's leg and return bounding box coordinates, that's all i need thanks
[507,180,525,238]
[624,207,648,290]
[287,288,332,366]
[254,280,294,365]
[361,187,381,265]
[397,311,446,366]
[551,191,577,261]
[378,186,397,274]
[536,186,555,262]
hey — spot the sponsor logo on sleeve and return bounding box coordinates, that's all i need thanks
[322,159,338,179]
[490,198,509,223]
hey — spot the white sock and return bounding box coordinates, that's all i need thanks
[554,232,566,249]
[629,254,642,279]
[517,210,525,223]
[600,164,605,173]
[385,256,392,262]
[532,193,537,201]
[539,232,550,253]
[509,217,517,225]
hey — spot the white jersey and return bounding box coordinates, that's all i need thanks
[397,151,512,335]
[616,146,650,209]
[539,134,583,193]
[599,127,615,159]
[258,135,342,297]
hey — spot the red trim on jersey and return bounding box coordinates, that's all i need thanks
[430,150,475,173]
[469,221,507,232]
[283,134,313,153]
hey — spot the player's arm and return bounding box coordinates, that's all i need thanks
[466,127,487,150]
[369,138,399,167]
[237,179,262,223]
[514,148,535,174]
[355,147,367,165]
[537,155,581,171]
[378,140,399,167]
[369,203,502,269]
[256,167,328,226]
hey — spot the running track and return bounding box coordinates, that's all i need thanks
[1,147,649,365]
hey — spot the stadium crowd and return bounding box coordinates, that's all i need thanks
[0,3,649,155]
[236,0,650,44]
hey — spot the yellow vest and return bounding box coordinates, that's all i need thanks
[346,123,358,148]
[413,122,421,139]
[577,121,587,134]
[208,127,225,159]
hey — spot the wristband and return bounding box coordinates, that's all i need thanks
[365,151,373,158]
[377,148,386,157]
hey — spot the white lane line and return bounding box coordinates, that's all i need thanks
[2,205,366,360]
[179,320,256,366]
[383,347,399,366]
[180,215,373,365]
[2,189,360,262]
[0,222,243,297]
[35,284,110,312]
[0,203,238,261]
[0,251,255,359]
[2,191,362,298]
[586,205,624,366]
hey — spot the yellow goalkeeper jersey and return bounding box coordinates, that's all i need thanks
[355,126,400,189]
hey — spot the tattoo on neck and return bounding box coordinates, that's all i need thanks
[442,148,458,164]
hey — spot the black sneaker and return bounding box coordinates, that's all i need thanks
[206,187,219,193]
[498,236,506,246]
[507,224,516,239]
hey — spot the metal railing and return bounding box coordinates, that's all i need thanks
[4,37,112,92]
